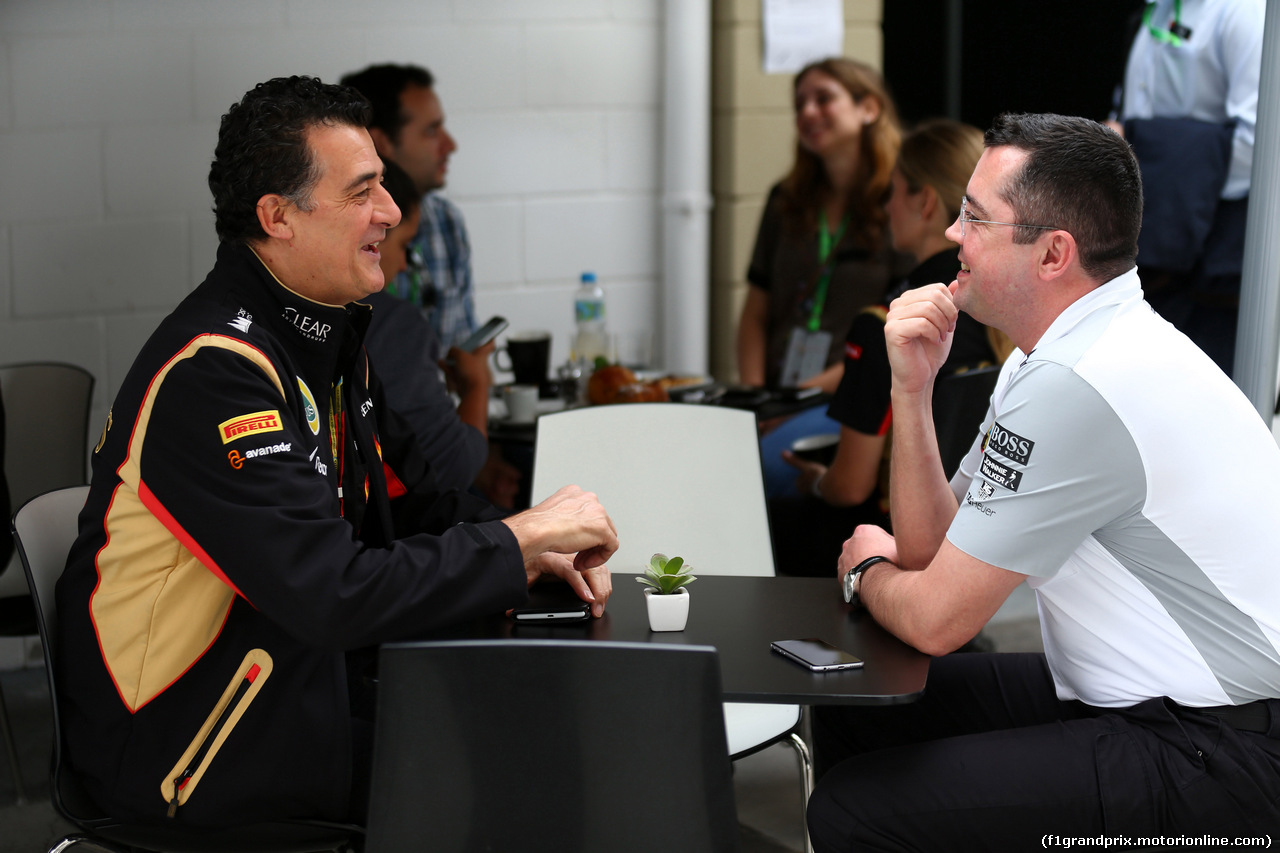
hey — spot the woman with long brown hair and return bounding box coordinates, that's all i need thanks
[738,57,911,498]
[772,118,1011,575]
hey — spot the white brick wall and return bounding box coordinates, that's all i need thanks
[0,0,665,450]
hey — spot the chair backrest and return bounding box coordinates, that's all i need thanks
[0,362,94,504]
[932,364,1000,478]
[11,486,89,665]
[365,640,739,853]
[531,403,775,576]
[12,486,98,827]
[1,362,94,597]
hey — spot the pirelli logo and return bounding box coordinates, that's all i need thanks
[219,410,284,444]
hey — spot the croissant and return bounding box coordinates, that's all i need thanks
[587,365,670,405]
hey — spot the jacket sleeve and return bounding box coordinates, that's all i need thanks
[362,295,488,492]
[133,340,527,651]
[360,347,504,536]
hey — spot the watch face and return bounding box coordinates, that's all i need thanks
[842,570,856,603]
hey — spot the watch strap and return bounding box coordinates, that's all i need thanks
[846,555,892,604]
[851,555,892,576]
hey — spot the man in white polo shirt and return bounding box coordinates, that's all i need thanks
[808,112,1280,850]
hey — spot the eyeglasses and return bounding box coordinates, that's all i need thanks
[959,197,1057,239]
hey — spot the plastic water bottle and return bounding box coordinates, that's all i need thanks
[572,271,607,364]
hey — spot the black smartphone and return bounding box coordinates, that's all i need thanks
[510,584,591,623]
[770,638,864,672]
[717,385,771,409]
[458,315,509,353]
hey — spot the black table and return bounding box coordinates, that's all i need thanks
[432,575,930,706]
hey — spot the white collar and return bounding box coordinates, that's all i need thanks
[1026,267,1143,358]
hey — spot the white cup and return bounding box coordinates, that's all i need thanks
[503,384,540,423]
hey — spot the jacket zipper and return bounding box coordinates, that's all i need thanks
[167,662,262,818]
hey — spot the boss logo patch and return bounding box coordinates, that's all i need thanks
[983,421,1034,465]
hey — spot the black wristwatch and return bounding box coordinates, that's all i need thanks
[842,556,892,604]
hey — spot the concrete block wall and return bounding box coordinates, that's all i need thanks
[0,0,664,459]
[710,0,884,381]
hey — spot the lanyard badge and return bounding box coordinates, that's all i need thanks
[779,210,848,387]
[1144,0,1191,46]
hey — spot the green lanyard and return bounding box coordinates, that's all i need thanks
[808,210,850,332]
[1144,0,1186,46]
[386,249,427,306]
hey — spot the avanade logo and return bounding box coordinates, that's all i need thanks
[227,441,292,470]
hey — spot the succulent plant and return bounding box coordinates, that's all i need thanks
[637,552,696,595]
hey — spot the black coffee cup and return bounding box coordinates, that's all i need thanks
[495,331,552,387]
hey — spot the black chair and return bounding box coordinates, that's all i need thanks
[532,404,813,851]
[932,364,1002,477]
[365,639,741,853]
[12,486,362,853]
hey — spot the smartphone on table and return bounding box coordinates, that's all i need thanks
[770,638,863,672]
[509,583,591,623]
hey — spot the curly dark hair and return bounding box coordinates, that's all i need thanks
[208,76,372,245]
[340,64,434,144]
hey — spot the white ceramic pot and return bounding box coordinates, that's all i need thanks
[644,587,690,632]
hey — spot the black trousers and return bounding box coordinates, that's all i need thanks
[808,653,1280,852]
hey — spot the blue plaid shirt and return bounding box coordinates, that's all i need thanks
[388,193,477,360]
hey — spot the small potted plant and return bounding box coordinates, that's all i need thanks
[638,553,696,632]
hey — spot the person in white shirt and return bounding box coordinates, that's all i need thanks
[1120,0,1262,200]
[808,112,1280,851]
[1111,0,1265,375]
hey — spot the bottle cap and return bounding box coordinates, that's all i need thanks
[580,272,597,283]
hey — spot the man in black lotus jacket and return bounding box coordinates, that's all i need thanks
[56,76,616,829]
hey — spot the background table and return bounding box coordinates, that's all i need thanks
[432,575,930,706]
[487,386,833,447]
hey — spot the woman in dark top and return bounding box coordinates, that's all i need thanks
[773,119,1008,575]
[737,58,912,498]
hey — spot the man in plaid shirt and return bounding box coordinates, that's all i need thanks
[342,64,477,358]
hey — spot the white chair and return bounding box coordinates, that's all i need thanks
[532,402,815,852]
[0,362,93,803]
